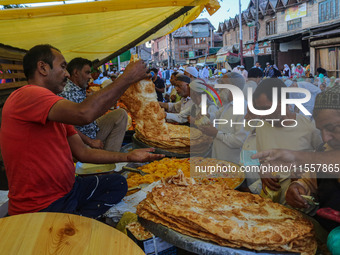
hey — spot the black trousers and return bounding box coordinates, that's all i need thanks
[40,174,127,219]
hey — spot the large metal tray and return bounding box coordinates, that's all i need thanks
[139,218,299,255]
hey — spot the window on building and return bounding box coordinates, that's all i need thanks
[249,26,255,40]
[266,19,277,35]
[184,51,189,58]
[287,18,302,31]
[186,38,190,45]
[319,0,339,23]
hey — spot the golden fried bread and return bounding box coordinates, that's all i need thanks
[120,55,212,153]
[137,181,317,255]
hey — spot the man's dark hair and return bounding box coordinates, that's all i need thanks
[316,67,327,75]
[253,78,287,102]
[150,68,158,74]
[66,57,92,76]
[248,67,263,78]
[23,44,60,79]
[171,71,178,77]
[176,74,191,84]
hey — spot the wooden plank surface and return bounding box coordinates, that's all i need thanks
[0,73,26,79]
[0,63,24,71]
[0,212,145,255]
[0,81,27,90]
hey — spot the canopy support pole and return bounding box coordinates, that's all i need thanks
[95,6,194,67]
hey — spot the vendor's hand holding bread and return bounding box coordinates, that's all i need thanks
[123,59,151,84]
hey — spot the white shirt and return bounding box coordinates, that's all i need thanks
[240,70,248,80]
[290,82,321,117]
[166,97,194,123]
[243,80,257,96]
[255,114,322,203]
[202,68,209,79]
[256,114,322,153]
[212,101,249,163]
[232,67,241,74]
[167,97,192,113]
[166,102,218,124]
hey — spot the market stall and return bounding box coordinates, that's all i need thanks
[98,55,320,255]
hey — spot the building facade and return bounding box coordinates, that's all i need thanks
[218,0,340,77]
[151,18,218,67]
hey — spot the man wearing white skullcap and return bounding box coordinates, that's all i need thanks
[239,65,248,80]
[184,66,198,79]
[162,79,218,124]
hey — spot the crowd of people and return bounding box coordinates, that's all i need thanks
[152,61,340,235]
[1,44,339,241]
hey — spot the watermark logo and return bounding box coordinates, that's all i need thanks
[197,83,222,108]
[199,83,312,128]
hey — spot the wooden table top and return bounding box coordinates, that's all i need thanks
[0,212,145,255]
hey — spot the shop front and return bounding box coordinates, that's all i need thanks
[310,32,340,78]
[243,41,272,70]
[216,45,235,70]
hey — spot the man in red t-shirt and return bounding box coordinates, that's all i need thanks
[1,44,164,218]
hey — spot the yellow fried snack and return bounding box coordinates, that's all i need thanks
[127,158,190,188]
[127,158,244,190]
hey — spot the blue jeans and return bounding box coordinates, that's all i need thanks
[40,174,127,218]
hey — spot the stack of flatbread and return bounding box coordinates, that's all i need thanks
[120,72,169,141]
[120,55,212,154]
[134,124,212,154]
[137,180,317,255]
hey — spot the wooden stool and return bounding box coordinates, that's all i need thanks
[0,212,145,255]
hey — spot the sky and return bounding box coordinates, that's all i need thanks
[199,0,251,30]
[2,0,251,32]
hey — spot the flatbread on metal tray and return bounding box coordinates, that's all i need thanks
[137,177,317,255]
[135,126,212,154]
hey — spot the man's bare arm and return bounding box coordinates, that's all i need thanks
[159,102,169,111]
[68,134,164,163]
[75,127,104,149]
[49,60,150,126]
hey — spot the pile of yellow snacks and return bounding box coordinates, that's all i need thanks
[127,158,190,188]
[127,157,244,190]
